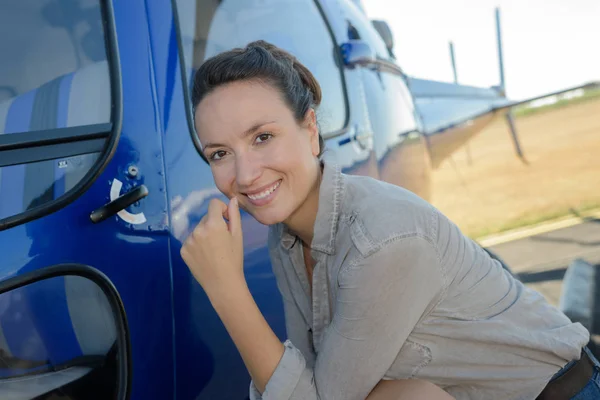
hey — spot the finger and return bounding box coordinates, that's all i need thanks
[207,198,228,226]
[196,214,208,229]
[190,216,208,241]
[226,197,242,237]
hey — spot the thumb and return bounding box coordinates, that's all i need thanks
[227,197,242,238]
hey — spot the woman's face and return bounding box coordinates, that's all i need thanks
[195,80,321,226]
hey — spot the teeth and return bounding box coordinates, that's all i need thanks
[248,181,281,201]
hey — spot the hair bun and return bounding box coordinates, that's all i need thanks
[246,40,322,107]
[292,59,322,107]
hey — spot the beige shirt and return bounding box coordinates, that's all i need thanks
[250,160,589,400]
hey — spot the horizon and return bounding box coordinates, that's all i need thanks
[362,0,600,101]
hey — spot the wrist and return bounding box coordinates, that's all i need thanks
[205,275,250,306]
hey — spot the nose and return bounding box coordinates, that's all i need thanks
[235,152,262,189]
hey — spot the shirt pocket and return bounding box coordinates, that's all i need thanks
[385,340,432,379]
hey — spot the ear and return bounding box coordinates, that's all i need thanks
[304,109,320,157]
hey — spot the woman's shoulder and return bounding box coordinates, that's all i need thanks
[341,174,440,257]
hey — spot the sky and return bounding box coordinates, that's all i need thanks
[361,0,600,100]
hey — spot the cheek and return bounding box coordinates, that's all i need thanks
[270,142,316,185]
[266,148,303,181]
[211,166,235,197]
[273,133,314,165]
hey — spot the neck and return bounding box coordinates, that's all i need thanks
[283,162,323,246]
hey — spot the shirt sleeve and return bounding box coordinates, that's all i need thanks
[253,235,445,400]
[250,228,316,399]
[250,295,317,399]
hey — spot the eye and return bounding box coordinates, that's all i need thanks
[209,150,228,161]
[255,133,273,144]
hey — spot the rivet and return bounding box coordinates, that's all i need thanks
[127,165,139,178]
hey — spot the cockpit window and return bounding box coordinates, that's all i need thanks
[174,0,349,139]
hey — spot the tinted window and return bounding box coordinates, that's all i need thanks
[0,274,122,399]
[0,0,111,135]
[0,0,116,227]
[175,0,347,135]
[0,154,100,220]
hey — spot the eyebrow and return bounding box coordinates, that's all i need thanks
[202,120,277,152]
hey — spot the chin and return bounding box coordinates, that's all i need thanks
[249,207,290,226]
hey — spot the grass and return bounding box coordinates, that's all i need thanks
[514,87,600,118]
[469,201,600,239]
[430,97,600,240]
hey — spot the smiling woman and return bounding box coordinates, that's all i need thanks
[179,40,595,400]
[190,41,324,228]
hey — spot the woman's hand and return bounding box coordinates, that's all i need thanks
[180,197,244,295]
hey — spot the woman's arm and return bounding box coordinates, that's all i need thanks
[208,279,285,393]
[180,198,284,393]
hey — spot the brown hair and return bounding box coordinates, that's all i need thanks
[191,40,325,158]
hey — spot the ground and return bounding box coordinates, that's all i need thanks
[430,97,600,239]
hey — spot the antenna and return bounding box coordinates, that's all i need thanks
[449,41,458,84]
[495,7,506,95]
[495,7,527,163]
[449,41,474,165]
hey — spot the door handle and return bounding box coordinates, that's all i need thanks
[90,185,149,224]
[339,132,373,151]
[354,133,373,142]
[339,132,373,145]
[355,132,373,151]
[340,40,405,77]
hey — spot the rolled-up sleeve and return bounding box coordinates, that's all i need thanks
[250,340,313,399]
[251,235,445,400]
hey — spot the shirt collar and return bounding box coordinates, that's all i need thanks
[279,160,343,255]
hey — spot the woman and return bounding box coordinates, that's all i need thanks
[180,40,597,399]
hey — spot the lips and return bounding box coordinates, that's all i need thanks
[247,180,281,200]
[243,180,282,206]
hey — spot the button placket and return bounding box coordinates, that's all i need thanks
[311,254,331,353]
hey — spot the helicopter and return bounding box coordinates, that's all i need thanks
[0,0,596,398]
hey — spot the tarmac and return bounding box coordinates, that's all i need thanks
[485,212,600,307]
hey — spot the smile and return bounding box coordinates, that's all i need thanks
[245,180,281,205]
[247,180,281,200]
